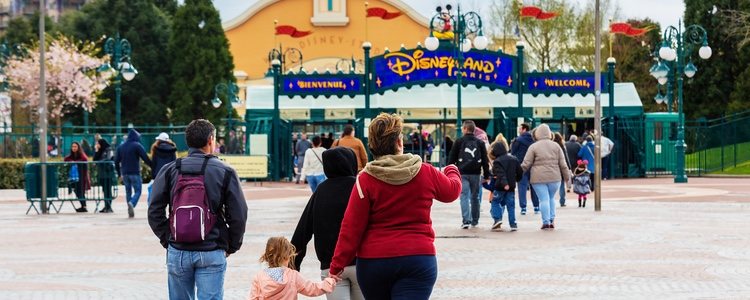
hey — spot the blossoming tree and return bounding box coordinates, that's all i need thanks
[5,34,109,132]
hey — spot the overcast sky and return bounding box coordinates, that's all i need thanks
[211,0,685,29]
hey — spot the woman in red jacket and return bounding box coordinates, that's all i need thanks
[64,141,91,212]
[329,113,462,300]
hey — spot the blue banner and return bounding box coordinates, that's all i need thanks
[371,48,516,94]
[524,72,609,96]
[281,74,363,98]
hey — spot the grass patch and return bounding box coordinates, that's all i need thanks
[713,161,750,175]
[686,141,750,172]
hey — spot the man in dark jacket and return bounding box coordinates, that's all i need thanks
[291,147,363,299]
[115,129,152,218]
[448,120,490,229]
[511,123,539,215]
[148,119,248,300]
[490,142,523,231]
[565,135,582,171]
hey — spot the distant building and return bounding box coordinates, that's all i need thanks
[0,0,89,32]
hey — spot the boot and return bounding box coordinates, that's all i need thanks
[578,199,582,207]
[583,198,587,207]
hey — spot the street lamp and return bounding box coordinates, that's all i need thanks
[424,4,486,137]
[270,58,281,181]
[652,22,711,183]
[210,81,241,138]
[99,33,137,132]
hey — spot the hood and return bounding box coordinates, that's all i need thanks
[534,124,552,141]
[322,147,357,179]
[254,269,289,298]
[156,141,177,153]
[491,142,508,158]
[364,154,422,185]
[127,129,141,142]
[97,139,111,150]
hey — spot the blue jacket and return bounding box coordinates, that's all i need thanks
[578,142,596,173]
[115,129,152,176]
[511,132,534,163]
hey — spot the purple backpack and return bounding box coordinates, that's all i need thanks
[169,157,216,243]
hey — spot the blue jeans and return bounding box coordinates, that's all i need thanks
[532,181,561,225]
[356,255,437,300]
[123,174,142,207]
[306,174,327,192]
[459,174,481,225]
[167,246,227,300]
[490,190,516,226]
[558,180,566,206]
[518,172,540,209]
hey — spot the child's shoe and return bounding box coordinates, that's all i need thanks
[521,208,527,215]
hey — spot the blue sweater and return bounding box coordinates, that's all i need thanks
[115,129,152,176]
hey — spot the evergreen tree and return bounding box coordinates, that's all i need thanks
[154,0,178,16]
[63,0,172,126]
[168,0,235,125]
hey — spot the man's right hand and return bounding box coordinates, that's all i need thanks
[504,185,509,190]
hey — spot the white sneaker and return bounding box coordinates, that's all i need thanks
[492,221,502,231]
[461,224,470,229]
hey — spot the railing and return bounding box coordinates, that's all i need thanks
[24,161,118,214]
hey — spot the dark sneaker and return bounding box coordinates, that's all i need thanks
[75,207,88,213]
[560,203,567,207]
[549,224,555,230]
[492,221,502,231]
[461,224,470,229]
[510,225,518,232]
[521,208,527,215]
[534,207,540,214]
[541,224,551,230]
[127,203,134,218]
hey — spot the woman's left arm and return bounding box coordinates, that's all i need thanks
[329,178,371,275]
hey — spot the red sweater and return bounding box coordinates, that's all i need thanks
[329,164,461,275]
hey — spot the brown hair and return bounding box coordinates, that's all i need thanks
[259,236,297,269]
[462,120,476,133]
[553,132,565,150]
[368,113,403,157]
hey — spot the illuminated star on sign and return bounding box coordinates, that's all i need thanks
[534,81,538,87]
[507,76,513,86]
[387,60,393,69]
[435,70,439,77]
[406,75,410,81]
[493,74,498,80]
[350,80,355,87]
[485,75,491,81]
[289,83,293,89]
[496,58,501,67]
[376,77,382,87]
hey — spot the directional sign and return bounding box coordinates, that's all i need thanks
[371,48,516,94]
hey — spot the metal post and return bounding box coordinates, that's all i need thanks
[607,58,616,179]
[516,42,525,134]
[39,0,48,214]
[666,61,674,113]
[594,0,602,211]
[83,110,89,133]
[674,23,687,183]
[363,42,371,152]
[271,61,281,181]
[455,6,463,137]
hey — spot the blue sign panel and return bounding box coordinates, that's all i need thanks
[371,48,516,94]
[281,74,364,98]
[524,72,610,96]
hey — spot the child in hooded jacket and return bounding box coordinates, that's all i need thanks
[250,237,337,300]
[489,142,523,231]
[573,160,592,207]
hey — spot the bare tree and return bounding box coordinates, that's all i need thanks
[720,9,750,49]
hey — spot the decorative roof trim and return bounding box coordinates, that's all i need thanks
[222,0,429,31]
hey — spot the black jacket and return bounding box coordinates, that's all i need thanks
[565,141,582,170]
[491,143,523,192]
[447,133,490,178]
[291,147,358,270]
[93,139,115,180]
[148,149,248,254]
[151,141,177,178]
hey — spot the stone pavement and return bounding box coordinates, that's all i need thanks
[0,178,749,299]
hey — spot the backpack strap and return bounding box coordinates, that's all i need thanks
[175,156,212,175]
[199,156,210,175]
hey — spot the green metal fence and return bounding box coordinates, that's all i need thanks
[24,161,118,214]
[685,111,750,175]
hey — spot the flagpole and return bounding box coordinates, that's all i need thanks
[594,0,602,211]
[365,1,369,42]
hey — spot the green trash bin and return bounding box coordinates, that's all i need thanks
[24,163,59,200]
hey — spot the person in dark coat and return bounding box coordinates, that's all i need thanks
[94,139,115,213]
[148,132,177,205]
[291,147,364,300]
[64,142,90,212]
[511,123,539,215]
[565,135,582,171]
[115,129,152,218]
[490,142,523,231]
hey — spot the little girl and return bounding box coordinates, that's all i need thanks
[573,160,592,207]
[250,236,337,300]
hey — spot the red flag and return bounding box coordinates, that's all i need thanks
[520,5,558,20]
[367,7,402,20]
[610,22,654,36]
[275,25,312,38]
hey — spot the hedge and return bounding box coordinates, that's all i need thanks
[0,158,155,190]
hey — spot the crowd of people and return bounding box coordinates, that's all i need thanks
[83,116,613,300]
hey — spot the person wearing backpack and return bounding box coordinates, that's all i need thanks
[447,120,490,229]
[148,119,248,300]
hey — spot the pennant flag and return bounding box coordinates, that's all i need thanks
[367,7,402,20]
[275,25,312,38]
[610,22,655,36]
[520,5,558,20]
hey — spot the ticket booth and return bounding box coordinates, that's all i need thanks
[645,113,678,175]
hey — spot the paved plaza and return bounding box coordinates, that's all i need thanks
[0,178,749,299]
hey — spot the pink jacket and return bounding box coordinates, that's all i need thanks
[250,267,335,300]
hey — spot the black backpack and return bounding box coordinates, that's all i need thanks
[457,138,482,172]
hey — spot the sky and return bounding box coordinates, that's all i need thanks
[211,0,685,29]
